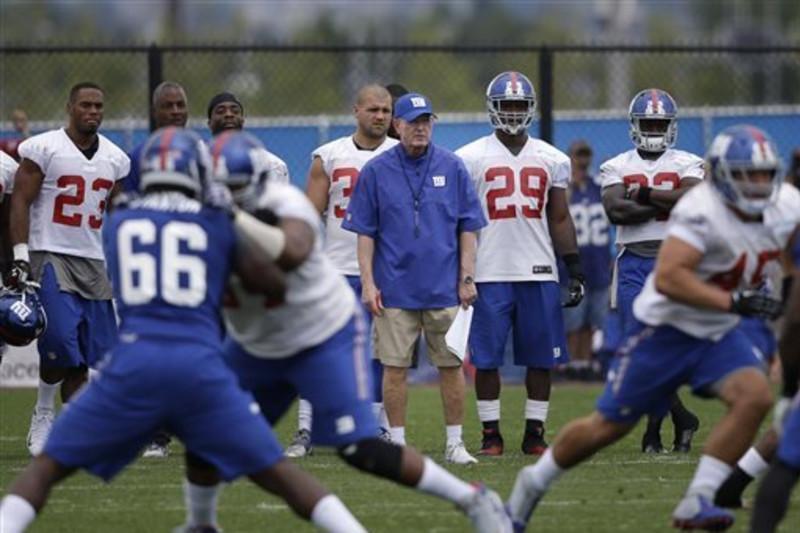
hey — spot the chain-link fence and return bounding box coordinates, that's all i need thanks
[1,44,798,186]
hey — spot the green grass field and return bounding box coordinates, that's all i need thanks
[1,384,797,532]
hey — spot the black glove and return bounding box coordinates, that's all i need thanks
[729,289,783,320]
[4,260,31,291]
[562,253,586,308]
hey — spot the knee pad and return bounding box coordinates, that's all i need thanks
[338,437,403,481]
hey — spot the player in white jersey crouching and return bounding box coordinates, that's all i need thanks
[178,131,512,533]
[507,125,800,532]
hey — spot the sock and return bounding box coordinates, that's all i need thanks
[477,400,500,429]
[751,460,800,533]
[415,457,475,503]
[525,399,549,427]
[36,379,62,412]
[372,402,388,429]
[687,455,733,500]
[389,426,406,445]
[528,448,565,491]
[0,495,37,533]
[445,425,463,447]
[310,494,367,533]
[738,447,769,478]
[183,479,223,527]
[378,408,390,430]
[297,399,313,433]
[507,449,564,524]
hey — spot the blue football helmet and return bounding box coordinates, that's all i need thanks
[0,284,47,347]
[486,71,536,135]
[209,131,270,210]
[139,127,211,197]
[707,125,783,216]
[628,88,678,153]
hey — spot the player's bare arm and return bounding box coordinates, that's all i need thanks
[458,231,477,308]
[9,158,45,247]
[634,176,702,213]
[233,230,287,303]
[305,156,330,215]
[546,188,579,256]
[601,183,660,225]
[653,236,732,311]
[0,199,11,270]
[275,217,315,270]
[357,234,382,316]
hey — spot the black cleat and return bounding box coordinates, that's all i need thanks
[476,428,504,456]
[641,432,665,454]
[672,413,700,453]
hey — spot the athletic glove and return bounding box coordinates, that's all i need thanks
[562,253,586,308]
[729,289,783,320]
[4,260,31,291]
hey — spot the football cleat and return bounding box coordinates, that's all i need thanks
[672,495,734,531]
[459,483,513,533]
[172,524,223,533]
[445,441,479,465]
[142,441,170,458]
[476,428,504,456]
[506,467,544,531]
[672,413,700,453]
[27,407,55,456]
[521,429,548,456]
[284,429,313,458]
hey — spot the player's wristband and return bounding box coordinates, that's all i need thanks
[234,209,286,260]
[13,243,30,263]
[563,253,584,281]
[635,186,652,206]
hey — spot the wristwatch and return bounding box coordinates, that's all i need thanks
[461,275,474,285]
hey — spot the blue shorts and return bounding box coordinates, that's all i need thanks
[470,281,568,369]
[563,286,609,333]
[616,251,655,337]
[44,338,282,482]
[37,263,117,368]
[596,321,765,423]
[777,396,800,469]
[346,275,383,401]
[738,318,777,363]
[223,313,377,448]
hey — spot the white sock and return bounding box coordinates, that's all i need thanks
[445,425,463,447]
[389,426,406,445]
[372,402,389,428]
[297,399,313,433]
[687,455,733,500]
[36,379,62,412]
[738,447,769,478]
[507,450,564,525]
[477,400,500,423]
[528,448,565,491]
[0,495,37,533]
[310,494,367,533]
[183,479,223,527]
[415,457,475,503]
[525,399,549,423]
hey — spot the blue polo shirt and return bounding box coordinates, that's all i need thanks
[343,143,487,309]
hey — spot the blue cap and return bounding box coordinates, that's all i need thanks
[394,93,436,121]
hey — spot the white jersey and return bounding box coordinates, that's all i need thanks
[634,182,800,341]
[223,182,357,359]
[457,134,570,282]
[260,147,290,185]
[0,150,18,201]
[18,129,130,260]
[313,135,398,276]
[600,148,704,245]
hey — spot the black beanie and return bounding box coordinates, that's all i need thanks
[207,92,243,119]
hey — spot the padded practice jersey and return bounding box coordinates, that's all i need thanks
[0,150,17,200]
[457,134,570,282]
[633,182,800,341]
[313,136,398,276]
[19,129,130,260]
[600,148,704,245]
[223,182,356,358]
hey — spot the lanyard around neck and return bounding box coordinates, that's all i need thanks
[396,146,434,238]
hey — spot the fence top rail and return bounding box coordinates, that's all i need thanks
[1,43,799,54]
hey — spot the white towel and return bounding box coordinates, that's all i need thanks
[445,305,474,362]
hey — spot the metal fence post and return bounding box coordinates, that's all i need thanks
[538,46,553,144]
[147,43,163,132]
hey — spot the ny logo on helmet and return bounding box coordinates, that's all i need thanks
[10,301,32,321]
[645,100,666,115]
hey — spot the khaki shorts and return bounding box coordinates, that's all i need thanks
[373,307,461,368]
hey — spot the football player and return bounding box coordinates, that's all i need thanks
[601,88,702,453]
[285,83,398,457]
[177,131,512,533]
[6,82,130,457]
[0,127,367,533]
[456,71,584,456]
[508,125,800,532]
